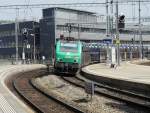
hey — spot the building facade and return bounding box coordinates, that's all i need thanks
[40,7,103,59]
[0,21,40,60]
[40,7,150,60]
[0,7,150,60]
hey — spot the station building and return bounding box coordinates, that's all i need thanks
[40,7,104,59]
[40,7,150,59]
[0,21,40,60]
[0,7,150,60]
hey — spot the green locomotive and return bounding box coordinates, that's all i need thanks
[54,39,82,74]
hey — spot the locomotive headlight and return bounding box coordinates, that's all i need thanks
[57,58,62,62]
[74,56,79,62]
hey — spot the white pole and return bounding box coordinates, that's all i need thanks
[15,8,19,64]
[106,0,110,65]
[32,22,36,63]
[30,33,36,63]
[110,0,113,37]
[33,34,35,63]
[116,1,120,66]
[139,0,143,59]
[78,24,80,41]
[106,0,109,37]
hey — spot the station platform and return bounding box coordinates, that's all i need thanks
[0,64,46,113]
[81,61,150,97]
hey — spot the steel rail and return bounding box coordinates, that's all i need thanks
[61,73,150,110]
[11,69,83,113]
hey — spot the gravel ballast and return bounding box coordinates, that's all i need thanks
[33,75,148,113]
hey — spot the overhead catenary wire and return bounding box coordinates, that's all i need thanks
[23,0,29,20]
[0,1,150,9]
[0,1,150,23]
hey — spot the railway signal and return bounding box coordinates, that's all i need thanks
[68,24,72,33]
[22,28,28,41]
[60,34,64,40]
[118,14,125,29]
[21,28,28,64]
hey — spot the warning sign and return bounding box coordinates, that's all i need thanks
[116,39,120,44]
[85,82,94,95]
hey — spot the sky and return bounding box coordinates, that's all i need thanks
[0,0,150,23]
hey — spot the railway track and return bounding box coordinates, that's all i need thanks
[61,74,150,110]
[7,68,84,113]
[6,66,150,113]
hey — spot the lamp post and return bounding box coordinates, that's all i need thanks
[0,40,2,51]
[22,28,28,64]
[78,24,80,41]
[30,34,35,63]
[15,8,19,64]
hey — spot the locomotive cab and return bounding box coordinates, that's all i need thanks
[54,38,82,74]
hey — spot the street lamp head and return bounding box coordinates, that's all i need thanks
[30,34,35,36]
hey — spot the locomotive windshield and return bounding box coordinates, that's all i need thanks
[60,41,78,52]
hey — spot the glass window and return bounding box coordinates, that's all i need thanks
[60,41,78,53]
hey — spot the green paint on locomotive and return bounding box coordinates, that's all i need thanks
[55,40,82,64]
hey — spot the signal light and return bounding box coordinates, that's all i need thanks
[118,14,125,29]
[22,28,28,35]
[22,28,28,41]
[60,34,64,40]
[68,24,72,33]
